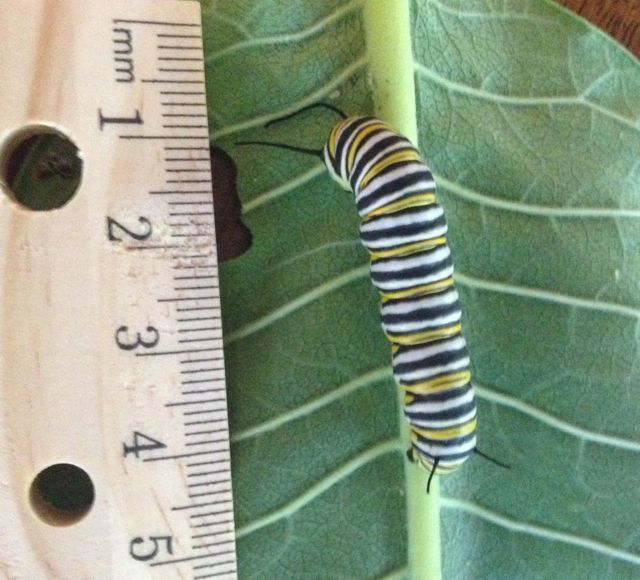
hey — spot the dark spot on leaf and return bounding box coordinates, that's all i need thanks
[210,146,252,261]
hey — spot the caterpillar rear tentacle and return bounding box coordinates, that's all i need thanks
[236,105,509,490]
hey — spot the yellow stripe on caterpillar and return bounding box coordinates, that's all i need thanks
[347,122,388,173]
[362,193,437,220]
[380,277,454,301]
[358,148,423,189]
[409,434,470,473]
[368,237,447,260]
[328,123,341,157]
[400,371,472,395]
[412,417,477,441]
[385,323,462,346]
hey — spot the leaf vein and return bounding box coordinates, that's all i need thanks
[426,0,560,27]
[232,367,393,443]
[210,11,253,40]
[475,383,640,452]
[235,439,403,538]
[435,173,640,218]
[243,165,325,213]
[207,0,363,62]
[441,497,640,566]
[455,272,640,320]
[413,62,640,130]
[225,264,369,345]
[211,56,368,139]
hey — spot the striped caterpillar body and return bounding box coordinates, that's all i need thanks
[322,117,476,478]
[237,104,506,488]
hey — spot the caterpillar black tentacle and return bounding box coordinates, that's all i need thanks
[264,102,348,128]
[235,140,323,159]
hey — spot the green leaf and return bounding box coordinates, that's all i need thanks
[205,2,413,577]
[412,0,640,578]
[204,0,640,578]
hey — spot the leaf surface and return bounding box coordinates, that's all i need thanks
[203,0,640,577]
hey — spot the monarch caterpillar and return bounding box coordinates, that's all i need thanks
[238,103,506,491]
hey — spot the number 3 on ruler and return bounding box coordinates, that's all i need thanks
[115,325,160,351]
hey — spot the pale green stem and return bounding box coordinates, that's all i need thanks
[362,2,442,580]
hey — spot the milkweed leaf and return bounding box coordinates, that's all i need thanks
[203,0,640,577]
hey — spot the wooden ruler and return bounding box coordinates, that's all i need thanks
[0,1,237,578]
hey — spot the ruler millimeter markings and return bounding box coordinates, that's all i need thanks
[0,1,236,578]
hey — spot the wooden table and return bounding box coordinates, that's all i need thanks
[558,0,640,57]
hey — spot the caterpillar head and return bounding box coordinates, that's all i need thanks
[322,116,372,193]
[322,142,351,191]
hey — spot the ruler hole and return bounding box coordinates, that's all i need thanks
[0,125,82,211]
[29,463,95,526]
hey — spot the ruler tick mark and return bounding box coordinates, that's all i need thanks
[189,507,234,519]
[191,528,234,539]
[175,498,232,511]
[163,124,208,129]
[171,234,215,239]
[181,378,224,392]
[175,284,217,291]
[149,552,224,567]
[159,57,205,62]
[193,560,238,575]
[158,33,202,38]
[183,409,226,417]
[184,422,221,429]
[193,562,238,578]
[193,556,238,569]
[160,90,206,95]
[186,458,229,467]
[182,389,226,397]
[158,297,218,304]
[188,468,232,479]
[192,539,235,549]
[186,443,230,452]
[142,79,205,84]
[159,67,205,73]
[161,102,207,107]
[165,158,210,161]
[162,113,209,120]
[166,398,225,407]
[180,356,222,366]
[167,179,212,183]
[136,346,218,357]
[158,45,202,50]
[178,338,220,345]
[186,429,229,438]
[112,18,200,27]
[178,326,220,333]
[144,450,219,462]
